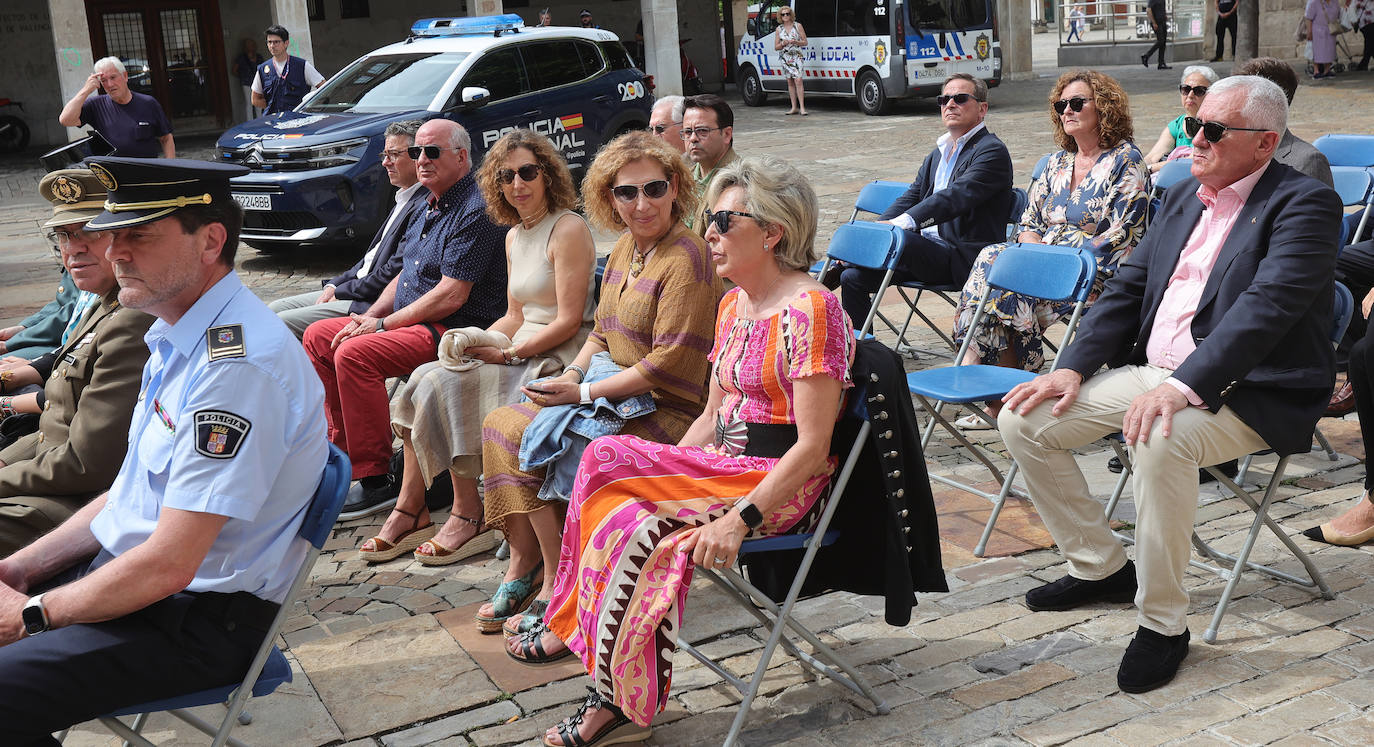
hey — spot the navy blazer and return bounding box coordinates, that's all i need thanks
[327,188,429,314]
[878,127,1014,279]
[1059,160,1342,456]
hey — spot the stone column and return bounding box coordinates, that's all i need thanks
[468,0,505,16]
[997,0,1035,79]
[641,0,682,96]
[270,0,316,64]
[48,0,94,141]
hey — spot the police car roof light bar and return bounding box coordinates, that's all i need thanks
[410,15,525,38]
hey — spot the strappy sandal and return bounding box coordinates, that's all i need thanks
[414,513,500,566]
[506,619,572,664]
[503,598,550,637]
[475,560,543,633]
[542,687,651,747]
[357,506,436,563]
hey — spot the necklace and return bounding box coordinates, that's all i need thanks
[746,271,785,318]
[519,204,548,229]
[630,241,656,277]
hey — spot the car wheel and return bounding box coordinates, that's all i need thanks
[856,70,889,116]
[740,65,767,107]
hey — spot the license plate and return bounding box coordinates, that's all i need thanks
[232,193,271,211]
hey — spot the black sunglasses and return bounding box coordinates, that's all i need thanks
[702,209,757,234]
[936,93,978,107]
[497,163,543,184]
[1178,84,1209,97]
[407,145,462,160]
[1052,96,1090,115]
[610,179,671,203]
[1183,116,1270,143]
[649,122,681,135]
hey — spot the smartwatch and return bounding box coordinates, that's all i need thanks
[22,594,49,636]
[735,499,764,530]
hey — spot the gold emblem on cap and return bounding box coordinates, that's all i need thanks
[89,163,118,191]
[51,175,84,204]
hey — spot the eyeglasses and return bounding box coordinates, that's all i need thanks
[702,209,757,234]
[779,12,792,16]
[407,145,463,160]
[379,149,409,162]
[497,163,543,184]
[265,39,286,45]
[681,126,723,140]
[649,122,681,135]
[936,93,978,107]
[1178,84,1209,97]
[1183,116,1271,143]
[610,179,671,203]
[1052,96,1090,114]
[45,229,112,249]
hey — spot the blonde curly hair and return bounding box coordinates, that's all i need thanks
[475,129,579,226]
[580,130,697,233]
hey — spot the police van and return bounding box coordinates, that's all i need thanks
[738,0,1001,115]
[216,15,651,252]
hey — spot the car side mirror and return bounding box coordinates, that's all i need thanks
[462,86,491,105]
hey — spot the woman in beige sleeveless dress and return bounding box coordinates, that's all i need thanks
[359,130,596,569]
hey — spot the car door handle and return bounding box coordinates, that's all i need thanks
[522,110,541,118]
[593,95,610,102]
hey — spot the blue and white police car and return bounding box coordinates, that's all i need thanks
[216,15,652,252]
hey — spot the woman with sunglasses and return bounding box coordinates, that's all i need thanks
[774,6,808,115]
[359,130,596,574]
[509,156,853,747]
[951,70,1148,427]
[1143,65,1219,173]
[480,131,723,635]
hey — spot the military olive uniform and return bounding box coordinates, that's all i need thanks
[0,289,154,553]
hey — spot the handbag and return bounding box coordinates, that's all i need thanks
[1329,19,1347,34]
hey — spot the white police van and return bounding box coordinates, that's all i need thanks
[216,15,651,252]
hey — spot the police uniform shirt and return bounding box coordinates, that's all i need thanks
[90,272,328,604]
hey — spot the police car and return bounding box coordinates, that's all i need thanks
[216,15,652,252]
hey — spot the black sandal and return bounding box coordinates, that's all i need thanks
[542,688,652,747]
[507,619,573,665]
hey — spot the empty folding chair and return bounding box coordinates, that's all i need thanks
[71,444,352,747]
[816,220,905,338]
[1332,166,1374,251]
[906,243,1099,556]
[810,179,908,278]
[1103,282,1352,644]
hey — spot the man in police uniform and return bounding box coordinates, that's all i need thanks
[0,167,154,554]
[0,156,328,740]
[251,24,326,115]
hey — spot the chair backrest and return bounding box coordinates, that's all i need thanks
[824,220,904,272]
[1332,166,1373,208]
[300,443,353,548]
[853,179,908,217]
[1315,134,1374,169]
[1031,153,1052,182]
[1333,281,1355,346]
[1009,187,1029,225]
[984,242,1098,304]
[1154,158,1195,192]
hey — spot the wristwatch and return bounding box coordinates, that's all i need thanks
[735,499,764,530]
[22,594,49,636]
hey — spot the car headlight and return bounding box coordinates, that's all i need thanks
[258,137,371,169]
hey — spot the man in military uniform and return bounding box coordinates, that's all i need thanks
[0,156,328,740]
[0,168,154,555]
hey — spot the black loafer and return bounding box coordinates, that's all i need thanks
[1026,560,1137,611]
[1118,626,1190,693]
[338,473,400,520]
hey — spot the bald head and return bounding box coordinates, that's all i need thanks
[414,119,473,195]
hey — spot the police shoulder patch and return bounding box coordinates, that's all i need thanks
[206,324,246,361]
[194,409,252,459]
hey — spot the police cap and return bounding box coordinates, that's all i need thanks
[39,167,109,229]
[83,156,250,231]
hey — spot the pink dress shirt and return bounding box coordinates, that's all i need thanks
[1147,163,1269,405]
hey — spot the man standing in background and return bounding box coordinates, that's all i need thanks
[58,57,175,159]
[252,25,326,116]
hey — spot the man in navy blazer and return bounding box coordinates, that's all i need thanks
[838,73,1013,327]
[998,76,1340,694]
[269,120,428,338]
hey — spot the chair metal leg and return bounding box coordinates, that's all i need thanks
[974,462,1019,557]
[1313,427,1337,461]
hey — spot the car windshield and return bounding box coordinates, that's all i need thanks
[909,0,989,30]
[303,51,469,112]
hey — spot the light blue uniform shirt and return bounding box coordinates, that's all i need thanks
[92,271,328,604]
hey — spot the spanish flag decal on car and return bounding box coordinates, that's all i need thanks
[560,113,584,130]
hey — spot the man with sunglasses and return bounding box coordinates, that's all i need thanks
[682,95,739,222]
[649,95,686,154]
[838,74,1012,329]
[999,76,1340,694]
[269,120,428,339]
[303,119,507,518]
[0,167,154,555]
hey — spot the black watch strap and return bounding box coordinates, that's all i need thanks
[737,499,764,529]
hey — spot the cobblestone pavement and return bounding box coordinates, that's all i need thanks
[7,60,1374,746]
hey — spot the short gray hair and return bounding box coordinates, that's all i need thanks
[1180,65,1219,84]
[384,119,423,142]
[704,156,819,272]
[1208,75,1288,134]
[94,56,125,75]
[653,95,686,123]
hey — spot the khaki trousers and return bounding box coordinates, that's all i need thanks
[999,364,1267,635]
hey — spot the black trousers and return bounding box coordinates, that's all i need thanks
[1144,22,1169,64]
[1215,14,1237,57]
[1349,333,1374,494]
[838,229,965,331]
[1335,239,1374,370]
[0,554,276,745]
[1360,22,1374,69]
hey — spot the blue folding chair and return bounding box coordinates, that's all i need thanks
[1332,166,1374,250]
[678,356,887,747]
[809,179,907,276]
[816,220,906,339]
[1005,187,1029,240]
[1314,133,1374,169]
[1030,153,1052,182]
[77,444,352,747]
[906,243,1099,556]
[1103,282,1351,644]
[1146,158,1194,227]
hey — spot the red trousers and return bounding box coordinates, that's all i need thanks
[303,317,444,479]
